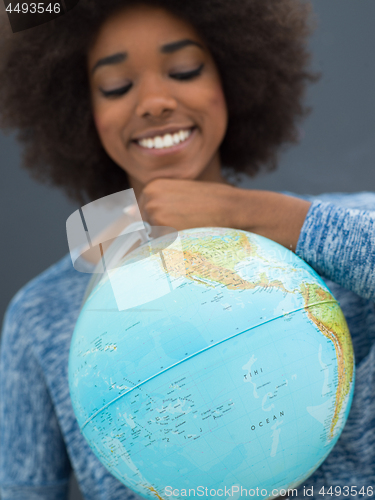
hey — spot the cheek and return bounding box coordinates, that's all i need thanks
[209,86,226,109]
[93,111,113,137]
[92,107,126,157]
[92,107,128,167]
[208,87,228,134]
[92,95,128,137]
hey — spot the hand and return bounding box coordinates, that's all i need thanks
[138,178,312,252]
[138,178,240,231]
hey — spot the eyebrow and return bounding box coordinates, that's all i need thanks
[91,52,127,74]
[160,38,204,54]
[91,38,204,75]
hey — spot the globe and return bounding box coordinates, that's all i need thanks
[69,227,355,500]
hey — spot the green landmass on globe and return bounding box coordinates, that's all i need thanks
[69,227,355,499]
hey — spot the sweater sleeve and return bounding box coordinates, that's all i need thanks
[295,199,375,301]
[0,296,72,500]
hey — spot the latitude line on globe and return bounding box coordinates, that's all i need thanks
[81,298,338,430]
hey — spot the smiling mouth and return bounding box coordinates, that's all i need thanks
[134,127,195,150]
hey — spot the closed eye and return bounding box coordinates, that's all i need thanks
[100,82,133,98]
[170,63,204,81]
[99,63,204,98]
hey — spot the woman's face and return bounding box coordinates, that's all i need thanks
[88,4,228,194]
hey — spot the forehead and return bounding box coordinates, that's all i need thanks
[88,4,201,60]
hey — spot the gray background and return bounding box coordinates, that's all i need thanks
[0,1,375,498]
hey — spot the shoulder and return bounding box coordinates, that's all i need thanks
[2,253,92,352]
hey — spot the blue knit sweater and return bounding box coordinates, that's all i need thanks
[1,193,374,500]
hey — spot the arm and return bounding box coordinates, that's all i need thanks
[234,190,375,301]
[0,297,72,500]
[136,178,375,300]
[295,200,375,301]
[137,178,312,251]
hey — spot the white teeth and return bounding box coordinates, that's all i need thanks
[173,133,181,144]
[137,128,192,149]
[154,137,164,149]
[163,134,174,147]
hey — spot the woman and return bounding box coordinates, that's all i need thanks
[0,1,374,499]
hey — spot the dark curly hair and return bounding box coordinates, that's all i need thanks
[0,0,316,204]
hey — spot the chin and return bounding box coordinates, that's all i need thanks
[151,166,203,182]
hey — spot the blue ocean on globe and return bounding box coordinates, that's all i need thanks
[69,227,354,499]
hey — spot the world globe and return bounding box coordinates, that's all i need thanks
[69,227,355,499]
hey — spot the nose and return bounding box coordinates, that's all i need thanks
[135,74,178,118]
